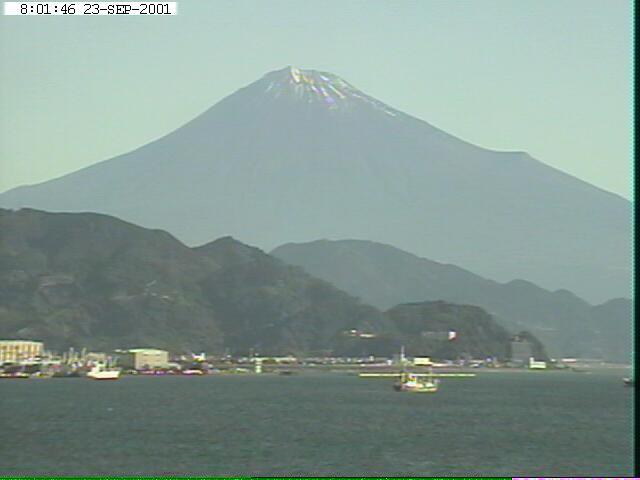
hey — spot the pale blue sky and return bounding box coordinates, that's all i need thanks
[0,0,632,198]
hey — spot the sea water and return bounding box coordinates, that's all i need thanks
[0,369,633,476]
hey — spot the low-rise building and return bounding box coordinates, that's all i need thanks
[413,356,432,366]
[0,340,44,363]
[118,348,169,370]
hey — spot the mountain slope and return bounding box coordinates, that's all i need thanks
[193,237,385,355]
[1,208,551,359]
[385,301,546,361]
[0,208,386,354]
[0,66,630,302]
[271,239,632,362]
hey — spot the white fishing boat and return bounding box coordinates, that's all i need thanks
[392,346,439,393]
[86,362,120,380]
[393,371,439,393]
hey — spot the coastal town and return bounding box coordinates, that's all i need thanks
[0,337,607,380]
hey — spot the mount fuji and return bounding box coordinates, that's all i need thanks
[0,66,630,303]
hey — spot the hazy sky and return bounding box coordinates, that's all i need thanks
[0,0,631,198]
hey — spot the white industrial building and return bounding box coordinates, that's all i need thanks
[118,348,169,370]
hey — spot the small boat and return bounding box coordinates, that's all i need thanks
[623,377,634,387]
[86,363,120,380]
[393,371,439,393]
[0,371,30,379]
[392,346,439,393]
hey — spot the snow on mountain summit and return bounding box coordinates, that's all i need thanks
[259,66,399,116]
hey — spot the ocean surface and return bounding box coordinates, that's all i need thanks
[0,369,634,476]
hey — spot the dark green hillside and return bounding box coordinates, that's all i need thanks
[386,301,517,361]
[272,239,631,362]
[195,237,385,355]
[1,209,548,358]
[0,209,221,352]
[0,209,383,354]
